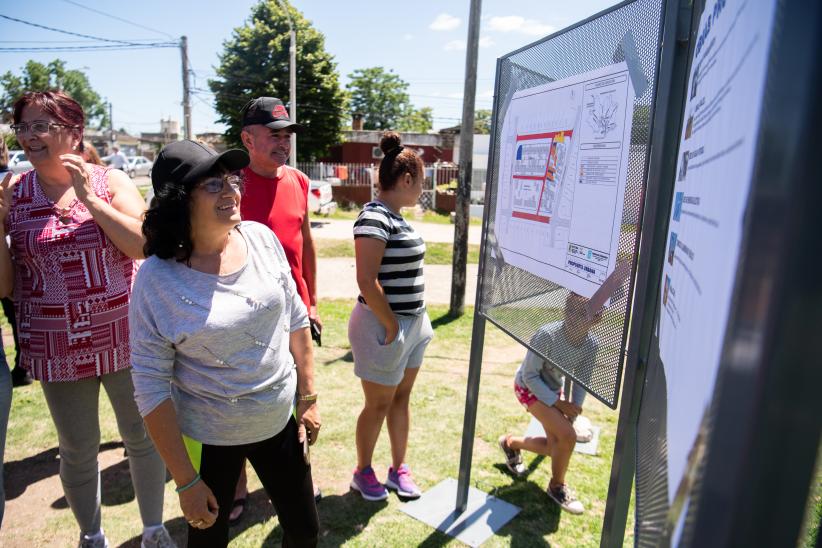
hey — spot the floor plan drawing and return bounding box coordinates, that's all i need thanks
[494,62,635,298]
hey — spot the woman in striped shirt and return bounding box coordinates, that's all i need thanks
[348,132,434,502]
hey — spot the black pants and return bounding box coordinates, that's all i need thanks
[188,417,318,548]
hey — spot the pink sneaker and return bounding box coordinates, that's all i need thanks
[385,464,422,499]
[350,466,388,501]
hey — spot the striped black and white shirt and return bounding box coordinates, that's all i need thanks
[353,201,426,316]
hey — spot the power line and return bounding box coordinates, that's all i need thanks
[57,0,175,39]
[0,14,167,46]
[0,43,177,52]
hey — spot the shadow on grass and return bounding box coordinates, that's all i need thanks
[430,313,463,330]
[259,489,388,546]
[323,350,353,366]
[5,440,125,501]
[53,455,142,509]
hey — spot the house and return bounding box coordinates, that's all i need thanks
[324,116,454,164]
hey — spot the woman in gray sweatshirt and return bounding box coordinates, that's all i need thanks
[129,140,320,547]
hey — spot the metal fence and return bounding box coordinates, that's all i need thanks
[297,161,488,210]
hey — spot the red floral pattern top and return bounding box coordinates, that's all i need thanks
[5,165,137,381]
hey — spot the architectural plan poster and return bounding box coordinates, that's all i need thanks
[658,0,776,504]
[494,62,635,298]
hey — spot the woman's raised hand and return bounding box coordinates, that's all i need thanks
[60,154,97,206]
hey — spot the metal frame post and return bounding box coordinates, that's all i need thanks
[454,55,504,512]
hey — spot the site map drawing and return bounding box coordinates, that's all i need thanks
[494,62,635,298]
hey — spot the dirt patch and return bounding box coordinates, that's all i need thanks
[3,442,131,546]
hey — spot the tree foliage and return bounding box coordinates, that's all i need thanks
[474,109,492,134]
[347,67,432,133]
[397,106,433,133]
[209,0,346,161]
[0,60,108,128]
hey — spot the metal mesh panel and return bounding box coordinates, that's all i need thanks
[479,0,664,407]
[635,358,671,546]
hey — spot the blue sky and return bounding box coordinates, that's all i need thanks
[1,0,620,135]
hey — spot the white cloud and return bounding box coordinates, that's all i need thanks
[488,15,555,36]
[447,92,464,99]
[443,36,493,52]
[443,39,466,51]
[479,35,494,48]
[430,13,461,31]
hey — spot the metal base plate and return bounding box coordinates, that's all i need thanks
[399,478,521,547]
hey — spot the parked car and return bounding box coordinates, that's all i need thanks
[309,179,337,216]
[7,150,32,174]
[126,155,153,178]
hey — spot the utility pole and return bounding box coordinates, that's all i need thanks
[288,24,297,167]
[180,35,192,140]
[449,0,482,317]
[276,0,297,167]
[108,101,114,151]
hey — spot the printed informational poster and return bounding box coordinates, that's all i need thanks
[658,0,776,505]
[494,63,635,298]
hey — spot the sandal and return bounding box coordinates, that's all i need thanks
[228,497,247,526]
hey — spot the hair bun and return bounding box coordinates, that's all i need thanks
[379,131,402,155]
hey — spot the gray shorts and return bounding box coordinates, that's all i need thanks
[348,301,434,386]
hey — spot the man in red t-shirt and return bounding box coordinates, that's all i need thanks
[230,96,323,523]
[239,96,320,329]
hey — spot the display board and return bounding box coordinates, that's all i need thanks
[631,0,781,544]
[478,0,665,407]
[658,0,777,512]
[494,63,635,299]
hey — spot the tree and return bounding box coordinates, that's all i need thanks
[0,60,108,128]
[347,67,412,131]
[397,106,433,133]
[209,0,347,161]
[346,67,434,132]
[474,109,492,134]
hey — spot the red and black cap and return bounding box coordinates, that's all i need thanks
[151,139,249,195]
[241,97,303,133]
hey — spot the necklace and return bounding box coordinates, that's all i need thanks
[55,205,72,225]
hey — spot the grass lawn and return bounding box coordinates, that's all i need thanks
[1,300,633,547]
[315,239,480,265]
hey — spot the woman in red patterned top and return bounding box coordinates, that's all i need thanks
[0,91,174,548]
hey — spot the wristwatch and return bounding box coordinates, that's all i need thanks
[298,393,318,403]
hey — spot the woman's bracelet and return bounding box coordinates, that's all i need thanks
[175,474,201,494]
[298,393,318,403]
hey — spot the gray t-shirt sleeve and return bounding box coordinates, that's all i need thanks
[258,224,309,332]
[129,263,175,417]
[519,348,560,406]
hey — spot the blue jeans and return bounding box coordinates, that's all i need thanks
[0,339,11,527]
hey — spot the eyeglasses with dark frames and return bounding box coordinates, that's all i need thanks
[197,174,243,194]
[10,121,78,136]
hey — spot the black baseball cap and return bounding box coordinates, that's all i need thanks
[241,97,303,133]
[151,140,249,195]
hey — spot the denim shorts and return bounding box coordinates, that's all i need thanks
[348,301,433,386]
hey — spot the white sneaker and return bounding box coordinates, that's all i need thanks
[141,525,177,548]
[547,483,585,515]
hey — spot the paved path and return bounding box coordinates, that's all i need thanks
[317,257,478,306]
[310,218,482,245]
[312,218,482,305]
